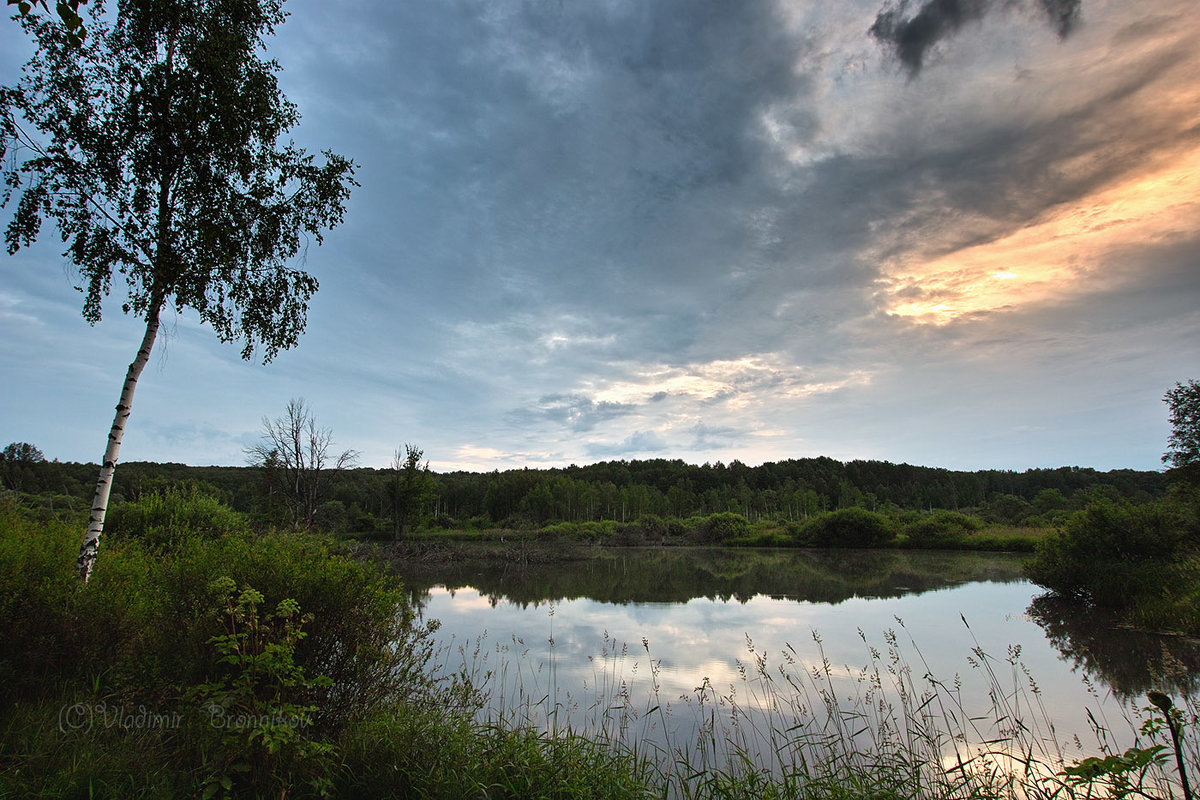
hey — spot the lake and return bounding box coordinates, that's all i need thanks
[388,546,1200,779]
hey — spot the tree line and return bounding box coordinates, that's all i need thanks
[2,440,1165,536]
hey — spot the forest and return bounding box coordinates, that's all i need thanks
[0,446,1165,536]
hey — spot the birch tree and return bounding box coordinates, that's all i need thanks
[0,0,356,580]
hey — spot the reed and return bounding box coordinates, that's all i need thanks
[429,612,1198,800]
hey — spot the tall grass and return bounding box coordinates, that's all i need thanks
[431,613,1199,800]
[2,494,1195,799]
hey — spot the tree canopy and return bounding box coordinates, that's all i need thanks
[2,0,356,361]
[1163,379,1200,479]
[6,0,86,45]
[1,0,357,578]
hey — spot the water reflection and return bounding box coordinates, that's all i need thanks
[391,546,1027,607]
[391,546,1194,768]
[1026,594,1200,697]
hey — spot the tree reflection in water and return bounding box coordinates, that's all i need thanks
[1028,593,1200,698]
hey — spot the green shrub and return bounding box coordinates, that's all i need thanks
[797,508,895,548]
[0,500,439,796]
[904,510,984,546]
[699,512,751,543]
[631,513,668,541]
[536,520,618,542]
[104,486,248,550]
[0,500,82,703]
[184,579,338,798]
[312,499,349,534]
[984,493,1035,526]
[1025,499,1194,607]
[0,501,430,725]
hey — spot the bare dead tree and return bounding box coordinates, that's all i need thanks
[246,399,358,531]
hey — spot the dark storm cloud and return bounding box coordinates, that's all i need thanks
[437,0,817,300]
[1039,0,1083,36]
[870,0,1083,74]
[870,0,992,74]
[273,0,826,366]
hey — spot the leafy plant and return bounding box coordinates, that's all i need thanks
[1026,499,1191,606]
[798,507,896,547]
[103,487,248,550]
[185,577,337,798]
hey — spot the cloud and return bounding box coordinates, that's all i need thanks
[4,1,1196,475]
[878,145,1200,323]
[511,393,638,432]
[585,430,668,459]
[690,421,744,450]
[870,0,1083,74]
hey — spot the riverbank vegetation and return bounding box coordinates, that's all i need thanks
[3,493,1197,799]
[1026,489,1200,635]
[0,447,1163,548]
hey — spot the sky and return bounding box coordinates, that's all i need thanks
[1,0,1198,473]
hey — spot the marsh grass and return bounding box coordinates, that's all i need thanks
[2,497,1194,799]
[430,612,1199,800]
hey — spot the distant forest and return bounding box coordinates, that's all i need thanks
[2,453,1165,533]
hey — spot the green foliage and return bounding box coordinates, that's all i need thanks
[10,455,1169,540]
[536,519,619,542]
[104,486,248,549]
[903,510,984,546]
[2,0,357,360]
[1165,379,1200,485]
[0,500,430,718]
[6,0,85,45]
[984,493,1035,525]
[0,441,48,492]
[1059,691,1194,800]
[1,440,45,463]
[1026,498,1197,611]
[1059,745,1169,798]
[338,707,653,800]
[312,499,349,535]
[0,499,80,702]
[700,511,751,543]
[4,498,1199,799]
[185,578,337,799]
[798,507,896,548]
[384,443,435,539]
[0,500,443,796]
[628,513,677,543]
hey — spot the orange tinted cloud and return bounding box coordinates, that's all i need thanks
[880,143,1200,324]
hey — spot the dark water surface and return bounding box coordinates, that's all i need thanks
[390,546,1199,765]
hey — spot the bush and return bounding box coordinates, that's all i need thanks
[1025,499,1195,607]
[699,512,750,543]
[0,500,82,702]
[104,486,248,549]
[0,501,440,798]
[0,501,431,724]
[904,510,984,546]
[536,520,618,542]
[617,514,686,545]
[797,508,895,548]
[984,494,1035,526]
[184,579,339,798]
[313,499,349,534]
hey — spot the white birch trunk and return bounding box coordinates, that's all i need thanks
[77,301,162,581]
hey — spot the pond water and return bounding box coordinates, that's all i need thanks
[390,546,1199,775]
